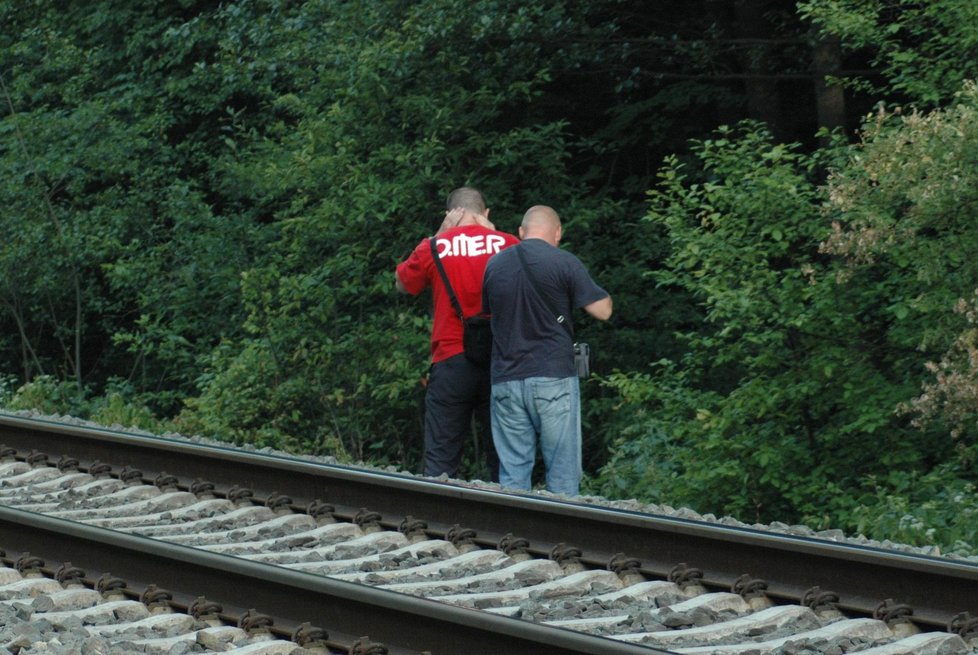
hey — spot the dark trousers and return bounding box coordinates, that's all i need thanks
[423,353,498,481]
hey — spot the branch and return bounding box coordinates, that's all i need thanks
[1,71,85,388]
[0,292,46,378]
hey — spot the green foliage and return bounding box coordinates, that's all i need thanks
[4,376,89,416]
[0,0,835,474]
[593,121,951,524]
[800,0,978,105]
[844,463,978,557]
[89,391,160,432]
[5,0,978,556]
[593,88,978,554]
[822,83,978,450]
[582,367,685,502]
[2,375,163,433]
[0,373,19,407]
[4,0,680,474]
[173,0,652,472]
[907,292,978,443]
[0,0,263,401]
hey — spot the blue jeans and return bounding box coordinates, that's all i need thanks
[490,376,581,495]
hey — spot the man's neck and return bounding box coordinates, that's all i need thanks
[522,235,556,246]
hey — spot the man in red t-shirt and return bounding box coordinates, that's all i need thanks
[396,187,519,480]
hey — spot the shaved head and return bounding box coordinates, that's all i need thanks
[520,205,562,245]
[446,187,487,214]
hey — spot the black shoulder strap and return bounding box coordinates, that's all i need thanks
[516,244,573,338]
[429,237,465,321]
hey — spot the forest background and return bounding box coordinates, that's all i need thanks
[3,0,978,555]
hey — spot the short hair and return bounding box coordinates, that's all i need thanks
[446,187,486,213]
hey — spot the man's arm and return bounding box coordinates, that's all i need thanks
[583,296,613,321]
[435,207,466,235]
[395,241,428,296]
[395,272,409,294]
[472,207,495,231]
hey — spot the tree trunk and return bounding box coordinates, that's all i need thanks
[2,293,44,382]
[733,0,784,137]
[813,35,847,140]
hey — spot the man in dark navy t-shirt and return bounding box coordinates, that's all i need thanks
[482,205,612,495]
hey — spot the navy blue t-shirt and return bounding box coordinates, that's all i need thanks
[483,238,608,383]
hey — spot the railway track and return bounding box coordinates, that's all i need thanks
[0,412,976,654]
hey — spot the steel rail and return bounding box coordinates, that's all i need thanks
[0,549,360,654]
[1,413,976,632]
[0,505,663,655]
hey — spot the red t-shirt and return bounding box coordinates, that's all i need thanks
[397,225,519,363]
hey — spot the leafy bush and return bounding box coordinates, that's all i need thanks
[0,374,19,408]
[593,118,957,528]
[822,84,978,452]
[88,390,160,432]
[4,376,89,417]
[5,0,978,557]
[844,465,978,557]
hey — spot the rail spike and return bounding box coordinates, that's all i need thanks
[119,466,143,484]
[226,485,255,505]
[55,562,86,586]
[446,525,478,552]
[732,574,772,611]
[949,612,978,641]
[550,543,585,573]
[350,636,388,654]
[875,598,920,638]
[88,461,112,477]
[497,533,531,561]
[57,456,80,472]
[608,553,645,585]
[189,478,216,497]
[306,499,336,523]
[801,585,842,620]
[292,622,329,648]
[398,516,428,542]
[15,553,44,575]
[238,608,274,633]
[154,472,179,490]
[96,573,128,597]
[140,584,173,611]
[669,562,706,594]
[266,492,293,512]
[354,508,383,533]
[189,597,224,622]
